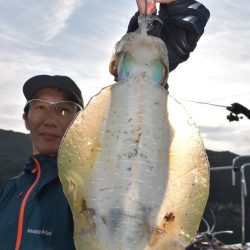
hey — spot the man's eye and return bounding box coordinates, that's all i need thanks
[37,105,47,109]
[32,103,47,110]
[57,104,74,115]
[29,100,49,111]
[59,108,70,114]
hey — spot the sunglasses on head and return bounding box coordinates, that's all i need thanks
[24,99,82,116]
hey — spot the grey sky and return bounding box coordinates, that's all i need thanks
[0,0,249,155]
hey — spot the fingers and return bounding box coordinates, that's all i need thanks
[136,0,157,14]
[136,0,176,14]
[148,4,157,15]
[136,0,146,13]
[156,0,176,3]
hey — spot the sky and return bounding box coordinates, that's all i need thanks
[0,0,249,156]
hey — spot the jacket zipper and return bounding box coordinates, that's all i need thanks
[15,157,41,250]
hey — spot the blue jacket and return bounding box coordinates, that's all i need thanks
[0,154,75,250]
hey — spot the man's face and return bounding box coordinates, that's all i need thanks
[24,87,78,156]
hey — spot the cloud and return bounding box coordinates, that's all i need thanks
[200,122,250,155]
[0,0,83,47]
[41,0,83,41]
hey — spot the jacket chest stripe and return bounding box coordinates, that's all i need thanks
[15,157,41,250]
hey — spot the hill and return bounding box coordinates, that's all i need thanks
[0,128,249,245]
[0,129,31,186]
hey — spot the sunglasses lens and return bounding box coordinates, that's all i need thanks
[29,100,50,112]
[26,99,79,116]
[56,102,76,116]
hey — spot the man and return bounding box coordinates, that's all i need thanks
[0,75,83,250]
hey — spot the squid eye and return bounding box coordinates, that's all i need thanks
[117,53,134,80]
[151,59,165,85]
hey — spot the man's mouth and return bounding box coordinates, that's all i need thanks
[40,133,60,140]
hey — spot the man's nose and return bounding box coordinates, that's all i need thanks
[43,106,59,126]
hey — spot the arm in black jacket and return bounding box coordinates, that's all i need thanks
[127,0,210,72]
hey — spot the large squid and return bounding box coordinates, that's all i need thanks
[58,12,209,250]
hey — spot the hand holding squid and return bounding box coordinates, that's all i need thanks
[136,0,176,15]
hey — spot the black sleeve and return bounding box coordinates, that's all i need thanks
[127,0,210,72]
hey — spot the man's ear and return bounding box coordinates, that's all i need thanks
[23,113,30,131]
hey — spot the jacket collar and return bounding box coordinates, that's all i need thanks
[17,154,59,195]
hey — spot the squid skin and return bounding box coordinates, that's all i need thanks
[58,15,209,250]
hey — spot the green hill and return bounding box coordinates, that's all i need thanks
[0,129,31,186]
[0,128,249,245]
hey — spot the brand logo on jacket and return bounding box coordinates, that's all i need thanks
[27,228,52,236]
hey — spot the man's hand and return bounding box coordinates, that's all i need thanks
[136,0,176,15]
[156,0,176,3]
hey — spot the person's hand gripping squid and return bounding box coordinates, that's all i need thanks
[136,0,176,15]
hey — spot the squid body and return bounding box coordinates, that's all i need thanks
[58,15,209,250]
